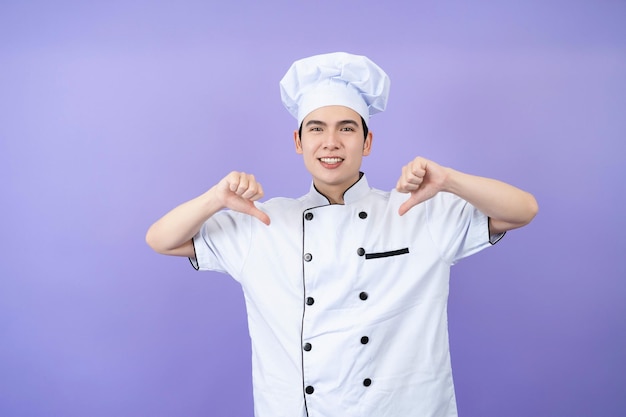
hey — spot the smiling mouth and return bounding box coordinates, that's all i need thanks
[319,157,344,164]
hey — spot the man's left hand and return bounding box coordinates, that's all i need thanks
[396,156,449,216]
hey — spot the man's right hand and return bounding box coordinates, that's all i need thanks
[146,171,270,257]
[214,171,271,225]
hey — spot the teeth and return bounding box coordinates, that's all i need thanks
[320,157,343,164]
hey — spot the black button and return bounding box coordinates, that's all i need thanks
[305,212,314,220]
[360,336,369,344]
[363,378,372,387]
[305,386,314,394]
[303,343,312,351]
[357,247,365,256]
[358,211,368,219]
[304,253,312,262]
[306,297,315,305]
[359,292,368,300]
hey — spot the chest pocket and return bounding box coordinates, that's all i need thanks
[365,247,409,260]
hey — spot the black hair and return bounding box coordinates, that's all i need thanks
[298,116,369,141]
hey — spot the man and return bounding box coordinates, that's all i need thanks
[146,52,538,417]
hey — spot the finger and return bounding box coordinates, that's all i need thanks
[406,174,423,185]
[410,164,426,178]
[247,182,265,202]
[249,205,271,226]
[396,177,420,193]
[235,173,250,196]
[406,165,425,185]
[241,180,261,200]
[396,179,406,192]
[396,166,414,192]
[241,177,266,201]
[226,172,241,192]
[398,198,416,216]
[398,190,431,216]
[398,164,424,191]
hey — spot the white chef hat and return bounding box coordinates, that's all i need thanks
[279,52,390,126]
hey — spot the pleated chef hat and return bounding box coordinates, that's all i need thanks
[280,52,390,126]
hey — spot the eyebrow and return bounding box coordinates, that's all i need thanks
[304,119,360,128]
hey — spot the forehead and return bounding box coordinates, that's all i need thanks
[302,105,362,125]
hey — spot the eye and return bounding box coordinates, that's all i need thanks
[309,127,322,132]
[340,126,356,132]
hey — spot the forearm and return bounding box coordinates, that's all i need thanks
[145,187,224,255]
[444,168,538,232]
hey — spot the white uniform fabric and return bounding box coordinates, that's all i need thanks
[191,174,502,417]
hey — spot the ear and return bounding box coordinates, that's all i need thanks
[362,131,373,156]
[293,130,303,154]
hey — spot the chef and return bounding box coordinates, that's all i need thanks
[146,52,538,417]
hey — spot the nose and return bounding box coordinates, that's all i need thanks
[322,131,340,149]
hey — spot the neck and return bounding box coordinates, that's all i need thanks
[325,192,345,205]
[313,183,345,204]
[313,173,363,205]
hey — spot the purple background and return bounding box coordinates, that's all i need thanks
[1,1,625,416]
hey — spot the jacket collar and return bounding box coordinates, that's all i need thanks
[305,172,370,207]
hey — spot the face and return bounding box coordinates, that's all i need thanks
[294,105,372,202]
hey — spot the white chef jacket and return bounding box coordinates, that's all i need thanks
[191,174,503,417]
